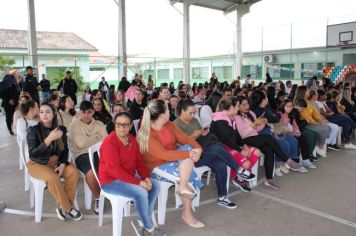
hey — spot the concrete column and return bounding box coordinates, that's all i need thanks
[27,0,38,75]
[183,1,191,84]
[235,7,249,80]
[118,0,127,80]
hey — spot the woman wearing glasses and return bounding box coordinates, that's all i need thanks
[99,112,166,236]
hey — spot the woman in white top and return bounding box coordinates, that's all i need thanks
[12,93,32,135]
[57,95,76,130]
[82,85,92,102]
[16,100,39,143]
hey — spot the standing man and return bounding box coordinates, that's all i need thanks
[57,71,78,105]
[23,66,40,104]
[39,74,51,102]
[99,77,109,97]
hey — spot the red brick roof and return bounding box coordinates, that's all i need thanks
[0,29,97,51]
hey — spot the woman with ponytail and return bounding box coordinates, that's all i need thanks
[137,100,205,228]
[26,102,81,221]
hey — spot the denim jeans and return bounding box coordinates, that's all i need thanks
[328,114,356,142]
[42,91,50,102]
[196,144,239,197]
[101,179,160,229]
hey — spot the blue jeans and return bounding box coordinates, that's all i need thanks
[260,127,299,162]
[42,91,50,102]
[196,144,239,197]
[101,179,159,229]
[328,114,356,143]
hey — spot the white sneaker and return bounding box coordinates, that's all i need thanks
[316,146,327,158]
[303,160,316,169]
[281,165,290,173]
[299,166,308,173]
[275,168,283,177]
[344,143,356,150]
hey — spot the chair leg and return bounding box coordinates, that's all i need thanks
[24,169,30,191]
[206,170,212,185]
[84,178,92,210]
[157,182,171,225]
[34,183,45,222]
[226,166,231,193]
[151,211,158,228]
[111,201,126,236]
[29,183,35,208]
[98,194,105,226]
[250,161,259,187]
[19,153,23,170]
[123,202,131,217]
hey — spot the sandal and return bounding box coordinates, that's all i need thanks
[176,188,196,200]
[181,216,205,228]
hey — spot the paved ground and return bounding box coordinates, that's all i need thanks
[0,114,356,236]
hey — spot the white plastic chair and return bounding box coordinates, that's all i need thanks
[199,105,213,128]
[18,138,30,191]
[192,166,211,207]
[250,154,265,187]
[21,139,79,222]
[88,142,134,236]
[337,126,342,146]
[133,119,140,133]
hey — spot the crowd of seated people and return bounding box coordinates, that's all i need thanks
[3,69,356,236]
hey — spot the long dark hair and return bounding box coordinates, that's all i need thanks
[279,99,295,124]
[59,95,76,116]
[266,86,277,111]
[237,95,255,122]
[20,100,37,116]
[293,85,308,105]
[249,90,267,111]
[176,99,195,117]
[39,102,64,151]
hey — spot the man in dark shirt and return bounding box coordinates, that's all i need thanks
[57,71,78,105]
[98,77,109,97]
[118,76,130,92]
[23,66,40,104]
[39,74,51,102]
[129,89,147,120]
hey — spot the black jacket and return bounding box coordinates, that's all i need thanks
[209,120,243,152]
[40,79,50,92]
[253,106,280,123]
[118,79,131,92]
[27,124,69,165]
[129,100,147,120]
[23,75,39,102]
[1,81,20,108]
[57,78,78,97]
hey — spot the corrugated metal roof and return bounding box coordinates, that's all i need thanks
[0,29,97,52]
[170,0,261,12]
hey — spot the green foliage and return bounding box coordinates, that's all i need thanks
[0,55,16,77]
[48,67,85,93]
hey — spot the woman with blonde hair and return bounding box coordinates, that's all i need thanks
[137,99,205,228]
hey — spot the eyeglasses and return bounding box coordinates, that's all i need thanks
[114,122,132,128]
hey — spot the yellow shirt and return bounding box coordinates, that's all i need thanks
[299,100,321,125]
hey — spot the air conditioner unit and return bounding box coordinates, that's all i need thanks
[264,55,274,63]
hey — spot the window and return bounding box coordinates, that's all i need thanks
[157,69,169,81]
[90,67,105,71]
[242,65,262,80]
[212,66,233,81]
[144,70,155,81]
[267,64,294,79]
[301,62,335,79]
[173,68,183,81]
[192,67,209,80]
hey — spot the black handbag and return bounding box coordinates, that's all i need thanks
[196,132,223,150]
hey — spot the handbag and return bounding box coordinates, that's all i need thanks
[196,132,223,150]
[270,123,289,139]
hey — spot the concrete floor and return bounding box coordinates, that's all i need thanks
[0,114,356,236]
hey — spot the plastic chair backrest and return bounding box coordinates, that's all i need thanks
[20,138,28,169]
[88,141,102,185]
[133,119,140,133]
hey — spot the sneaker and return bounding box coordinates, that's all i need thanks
[280,165,290,173]
[93,199,100,215]
[275,168,283,177]
[237,169,256,181]
[299,166,308,173]
[316,146,327,158]
[344,143,356,150]
[145,227,167,236]
[56,207,68,221]
[232,177,251,192]
[303,159,316,169]
[217,196,238,209]
[327,144,341,150]
[264,179,280,190]
[68,208,83,221]
[310,155,319,162]
[131,219,144,236]
[285,161,301,172]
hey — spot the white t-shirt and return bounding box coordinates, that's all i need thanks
[16,117,39,144]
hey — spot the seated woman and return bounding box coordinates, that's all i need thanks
[91,89,110,112]
[279,99,316,169]
[26,102,81,221]
[210,98,260,192]
[16,100,39,143]
[174,99,239,209]
[234,96,301,189]
[307,90,340,151]
[13,93,32,135]
[93,98,113,125]
[49,94,60,110]
[136,100,205,228]
[115,89,128,111]
[249,90,303,174]
[319,91,356,149]
[99,112,165,235]
[58,95,77,130]
[293,86,330,157]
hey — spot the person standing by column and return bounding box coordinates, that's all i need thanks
[57,71,78,106]
[23,66,40,105]
[39,74,51,102]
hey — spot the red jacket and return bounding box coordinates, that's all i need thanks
[99,132,149,185]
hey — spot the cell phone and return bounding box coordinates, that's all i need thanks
[259,111,265,118]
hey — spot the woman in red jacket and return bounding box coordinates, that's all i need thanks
[99,112,165,236]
